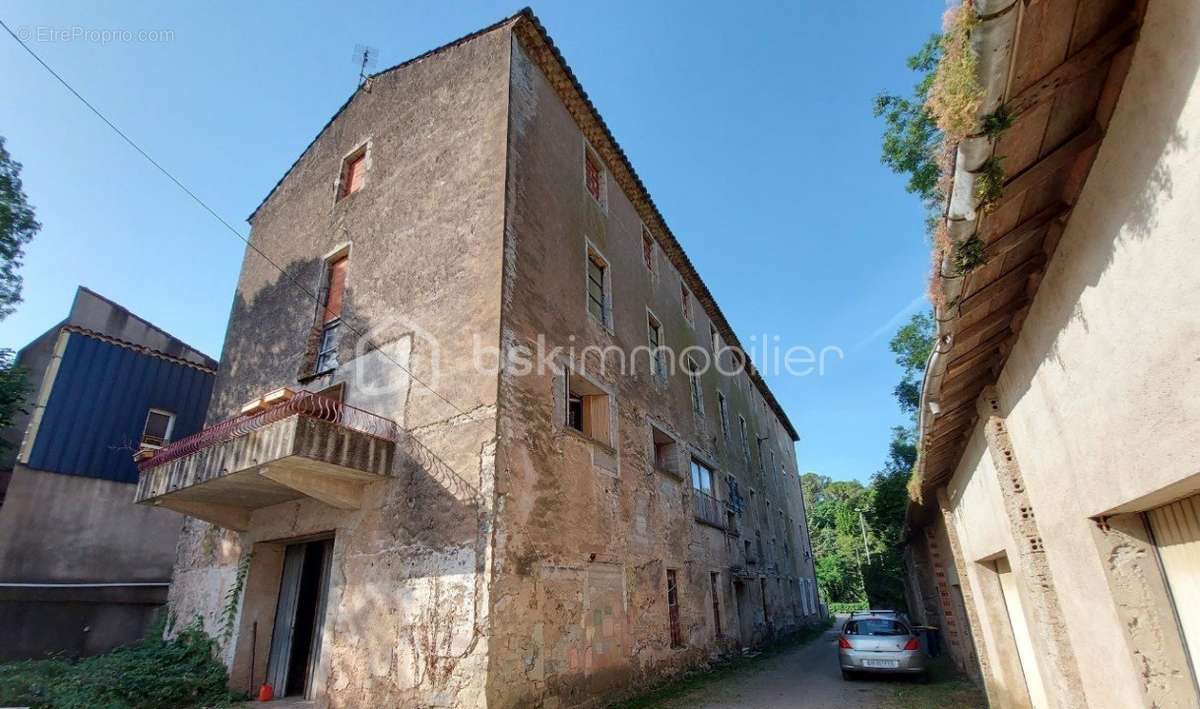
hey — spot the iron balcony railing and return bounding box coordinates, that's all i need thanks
[692,490,726,529]
[137,391,401,473]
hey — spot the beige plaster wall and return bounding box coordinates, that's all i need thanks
[944,1,1200,706]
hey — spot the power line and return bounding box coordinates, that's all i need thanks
[0,18,467,418]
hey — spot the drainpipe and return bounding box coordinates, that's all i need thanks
[916,0,1020,498]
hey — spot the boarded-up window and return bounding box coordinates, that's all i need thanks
[339,149,366,200]
[667,569,683,647]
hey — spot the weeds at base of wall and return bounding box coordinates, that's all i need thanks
[0,614,246,709]
[887,653,986,709]
[606,619,833,709]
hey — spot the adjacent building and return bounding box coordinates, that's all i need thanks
[0,286,216,659]
[136,10,819,707]
[904,0,1200,707]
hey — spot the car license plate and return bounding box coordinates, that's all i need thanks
[863,659,899,669]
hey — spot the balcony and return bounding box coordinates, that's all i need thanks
[135,392,399,531]
[692,490,726,529]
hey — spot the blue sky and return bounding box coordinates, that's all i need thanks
[0,1,941,482]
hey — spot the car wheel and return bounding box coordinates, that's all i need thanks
[841,669,854,681]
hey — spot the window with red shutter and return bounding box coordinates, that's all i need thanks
[585,152,601,202]
[339,149,366,200]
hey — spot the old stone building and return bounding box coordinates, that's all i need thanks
[137,10,819,707]
[903,0,1200,707]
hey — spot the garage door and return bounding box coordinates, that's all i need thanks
[1147,494,1200,685]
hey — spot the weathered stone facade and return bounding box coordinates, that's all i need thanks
[155,11,818,708]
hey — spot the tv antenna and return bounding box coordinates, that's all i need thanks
[353,44,378,90]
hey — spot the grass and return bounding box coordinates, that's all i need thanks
[608,619,833,709]
[887,655,986,709]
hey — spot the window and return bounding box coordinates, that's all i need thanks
[666,569,683,647]
[710,324,720,355]
[564,369,611,445]
[584,146,605,207]
[642,228,655,272]
[710,572,722,638]
[757,438,767,473]
[686,356,703,415]
[141,409,175,448]
[680,281,693,322]
[844,619,909,637]
[739,416,751,465]
[338,147,366,200]
[691,459,714,494]
[647,312,665,377]
[651,423,677,475]
[586,248,611,327]
[717,392,730,441]
[315,254,348,372]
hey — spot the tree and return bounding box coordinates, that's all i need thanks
[890,311,935,419]
[0,136,39,449]
[0,136,40,320]
[874,34,944,211]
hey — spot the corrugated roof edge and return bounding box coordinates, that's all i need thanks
[63,325,218,374]
[243,7,800,442]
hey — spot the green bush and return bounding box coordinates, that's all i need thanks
[0,617,244,709]
[827,601,869,614]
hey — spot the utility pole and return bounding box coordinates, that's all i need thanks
[856,508,872,565]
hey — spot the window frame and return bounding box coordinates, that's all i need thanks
[680,280,693,323]
[336,144,369,202]
[739,416,751,465]
[717,391,731,441]
[690,458,715,495]
[686,355,704,415]
[641,227,656,274]
[666,569,683,648]
[140,408,176,449]
[584,241,613,330]
[583,141,607,211]
[646,309,666,379]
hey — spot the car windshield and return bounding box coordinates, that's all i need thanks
[845,619,908,636]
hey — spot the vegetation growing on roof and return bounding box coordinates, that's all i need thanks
[973,156,1006,215]
[927,3,983,143]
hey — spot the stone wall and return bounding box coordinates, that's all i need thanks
[164,22,511,708]
[485,35,818,708]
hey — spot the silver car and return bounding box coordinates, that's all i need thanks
[838,614,928,681]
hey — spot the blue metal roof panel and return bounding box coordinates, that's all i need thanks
[25,332,215,484]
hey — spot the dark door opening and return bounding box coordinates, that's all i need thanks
[266,538,333,698]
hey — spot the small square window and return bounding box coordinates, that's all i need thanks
[650,422,678,476]
[564,370,611,445]
[338,148,367,200]
[141,409,175,448]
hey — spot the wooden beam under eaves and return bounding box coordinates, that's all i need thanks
[1006,16,1139,120]
[996,123,1103,210]
[954,300,1026,342]
[984,204,1069,260]
[957,253,1047,318]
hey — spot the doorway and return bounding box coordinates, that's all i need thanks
[266,538,333,699]
[734,580,755,646]
[994,556,1048,709]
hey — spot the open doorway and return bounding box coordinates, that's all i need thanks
[266,538,333,699]
[734,579,755,647]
